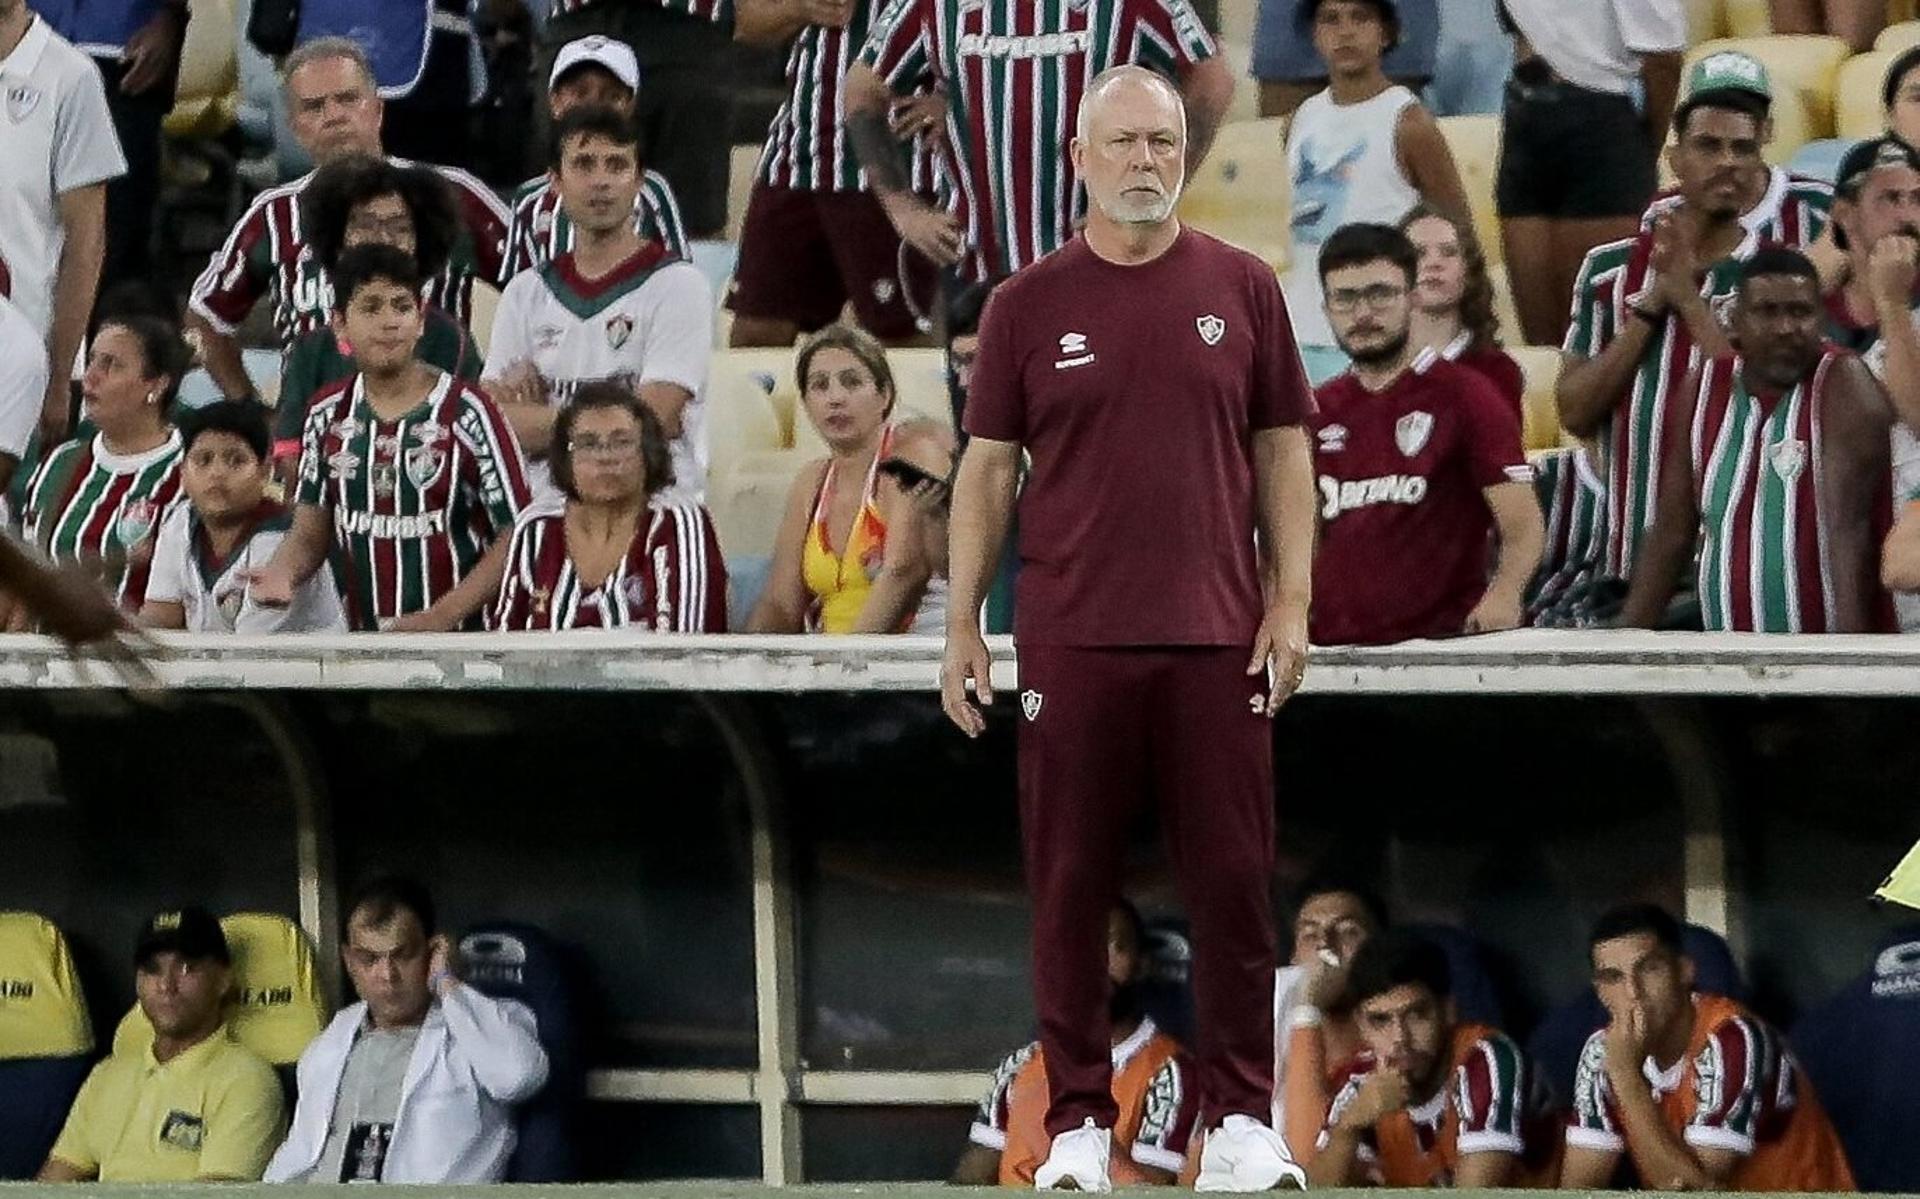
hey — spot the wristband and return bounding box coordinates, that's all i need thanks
[1289,1003,1324,1029]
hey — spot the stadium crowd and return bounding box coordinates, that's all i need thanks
[7,0,1920,642]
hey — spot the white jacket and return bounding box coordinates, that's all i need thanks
[265,984,549,1184]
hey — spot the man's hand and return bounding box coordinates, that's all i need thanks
[384,608,460,632]
[428,933,460,996]
[1648,211,1701,311]
[245,563,298,608]
[880,193,964,267]
[891,91,947,143]
[40,376,72,448]
[800,0,855,27]
[940,624,994,738]
[1247,598,1308,715]
[1604,1002,1651,1084]
[121,5,187,95]
[1463,586,1524,634]
[1302,949,1351,1010]
[485,361,548,410]
[1868,233,1920,315]
[1337,1068,1411,1131]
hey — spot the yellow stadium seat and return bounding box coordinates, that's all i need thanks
[711,347,804,444]
[114,913,327,1067]
[1688,0,1727,42]
[885,348,953,427]
[1761,84,1816,164]
[710,451,813,560]
[1880,21,1920,54]
[1687,36,1850,136]
[1508,345,1566,453]
[708,368,785,483]
[1489,263,1522,348]
[725,144,763,244]
[1837,50,1896,139]
[468,280,501,359]
[0,913,93,1059]
[1725,0,1772,35]
[163,0,237,140]
[1218,40,1259,125]
[1178,117,1289,269]
[1436,115,1503,266]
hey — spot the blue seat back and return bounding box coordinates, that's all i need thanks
[458,922,583,1183]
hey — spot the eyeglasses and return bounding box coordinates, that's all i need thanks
[1326,283,1409,313]
[346,217,414,242]
[568,434,642,457]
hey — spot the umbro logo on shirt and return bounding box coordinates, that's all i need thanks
[1055,332,1094,371]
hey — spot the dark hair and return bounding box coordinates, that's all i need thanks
[550,379,675,502]
[1738,244,1820,292]
[1884,45,1920,111]
[302,154,458,279]
[796,323,897,419]
[345,875,437,939]
[1295,0,1400,53]
[1317,222,1419,286]
[1345,930,1451,1006]
[330,243,425,313]
[945,279,999,340]
[98,315,192,415]
[550,104,641,170]
[1672,90,1769,137]
[1589,902,1684,955]
[181,400,272,461]
[1292,869,1390,931]
[1398,204,1501,351]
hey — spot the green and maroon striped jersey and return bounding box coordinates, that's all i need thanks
[294,371,531,629]
[501,169,689,282]
[274,306,484,462]
[547,0,729,19]
[759,0,942,194]
[189,159,511,347]
[858,0,1214,281]
[19,429,186,610]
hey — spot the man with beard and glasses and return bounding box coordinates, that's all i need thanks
[954,901,1202,1187]
[1306,223,1541,647]
[1557,82,1764,591]
[1622,247,1893,633]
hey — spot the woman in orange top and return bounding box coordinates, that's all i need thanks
[747,325,936,634]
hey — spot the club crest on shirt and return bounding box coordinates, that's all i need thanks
[405,445,446,489]
[1196,313,1226,345]
[534,324,564,352]
[158,1110,204,1152]
[1395,410,1434,458]
[5,85,41,123]
[1770,437,1807,483]
[1020,689,1043,720]
[114,500,158,548]
[605,313,635,350]
[872,278,898,305]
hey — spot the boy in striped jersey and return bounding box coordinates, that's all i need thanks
[843,0,1233,285]
[500,36,690,284]
[727,0,942,346]
[1622,247,1892,633]
[248,245,532,631]
[1309,933,1558,1189]
[1558,82,1767,586]
[186,39,511,407]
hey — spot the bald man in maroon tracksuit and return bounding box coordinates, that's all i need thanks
[941,67,1320,1194]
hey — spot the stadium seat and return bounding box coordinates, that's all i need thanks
[460,923,583,1182]
[1218,40,1260,125]
[469,281,502,360]
[1436,115,1503,266]
[162,0,238,142]
[710,449,812,562]
[1759,84,1817,165]
[1138,918,1195,1046]
[1176,118,1290,270]
[0,913,94,1180]
[725,143,763,244]
[1527,923,1745,1106]
[1687,0,1727,41]
[707,365,786,484]
[1725,0,1772,35]
[1792,924,1920,1193]
[113,912,327,1071]
[1687,36,1851,137]
[1508,345,1565,452]
[1401,923,1505,1028]
[1787,136,1856,184]
[1879,21,1920,55]
[1836,50,1895,140]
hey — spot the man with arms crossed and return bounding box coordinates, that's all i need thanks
[942,66,1318,1193]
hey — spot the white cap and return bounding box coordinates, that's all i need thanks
[550,35,640,93]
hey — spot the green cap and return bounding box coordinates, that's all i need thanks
[1685,51,1773,104]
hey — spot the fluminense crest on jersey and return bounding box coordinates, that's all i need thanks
[1196,314,1225,345]
[6,85,42,122]
[1395,410,1433,457]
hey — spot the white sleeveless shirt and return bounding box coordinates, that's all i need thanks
[1281,84,1422,347]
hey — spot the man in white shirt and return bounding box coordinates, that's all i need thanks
[0,0,127,446]
[0,292,48,503]
[266,877,548,1185]
[1496,0,1688,347]
[484,105,711,504]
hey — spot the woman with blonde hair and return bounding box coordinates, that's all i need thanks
[747,324,938,633]
[1399,204,1524,424]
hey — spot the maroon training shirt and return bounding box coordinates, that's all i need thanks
[1309,355,1530,646]
[964,229,1314,647]
[1453,345,1525,428]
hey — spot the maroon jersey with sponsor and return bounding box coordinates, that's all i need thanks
[964,229,1313,646]
[489,497,728,631]
[1309,356,1529,646]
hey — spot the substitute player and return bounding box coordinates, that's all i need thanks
[1561,904,1855,1191]
[247,245,531,631]
[942,67,1316,1193]
[1308,223,1542,646]
[500,36,690,282]
[484,107,712,503]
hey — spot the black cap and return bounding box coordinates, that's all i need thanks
[134,906,231,968]
[1836,134,1920,197]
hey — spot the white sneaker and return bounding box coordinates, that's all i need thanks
[1194,1113,1308,1192]
[1034,1117,1113,1192]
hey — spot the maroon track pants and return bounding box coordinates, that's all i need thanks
[1015,644,1278,1139]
